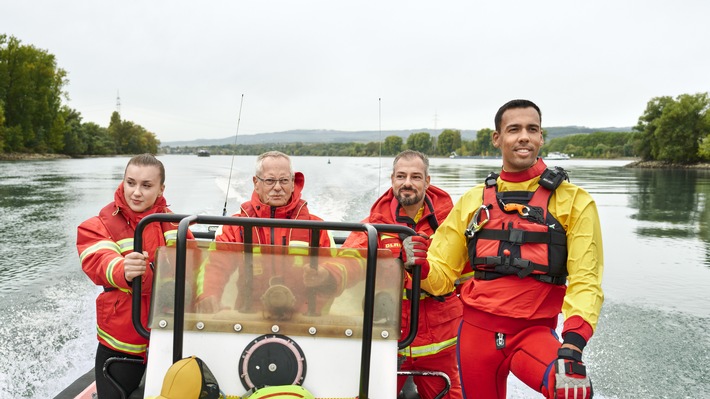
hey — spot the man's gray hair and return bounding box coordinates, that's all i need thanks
[393,150,429,176]
[255,151,294,176]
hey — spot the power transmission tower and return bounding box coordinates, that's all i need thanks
[116,90,121,115]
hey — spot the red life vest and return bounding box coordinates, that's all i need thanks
[466,169,568,285]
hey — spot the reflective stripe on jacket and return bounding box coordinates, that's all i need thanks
[196,172,358,315]
[342,185,462,358]
[77,184,182,358]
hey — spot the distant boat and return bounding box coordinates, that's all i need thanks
[545,152,571,160]
[197,149,210,157]
[449,151,499,160]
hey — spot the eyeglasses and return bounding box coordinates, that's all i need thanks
[256,176,292,187]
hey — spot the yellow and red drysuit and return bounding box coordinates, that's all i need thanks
[196,172,360,316]
[77,183,184,359]
[421,159,604,399]
[343,185,463,399]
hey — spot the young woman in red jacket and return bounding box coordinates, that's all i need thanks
[77,154,184,399]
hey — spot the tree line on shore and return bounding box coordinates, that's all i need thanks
[2,34,709,163]
[0,35,158,157]
[164,129,638,159]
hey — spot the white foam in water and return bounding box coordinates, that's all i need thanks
[0,280,96,398]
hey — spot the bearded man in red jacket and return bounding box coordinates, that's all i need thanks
[343,150,463,399]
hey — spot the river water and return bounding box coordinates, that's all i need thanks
[0,155,708,398]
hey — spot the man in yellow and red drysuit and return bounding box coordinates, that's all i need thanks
[407,100,603,399]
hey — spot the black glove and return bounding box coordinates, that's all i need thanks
[552,347,593,399]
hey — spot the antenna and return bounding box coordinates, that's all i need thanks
[116,90,121,115]
[378,97,382,195]
[223,94,245,216]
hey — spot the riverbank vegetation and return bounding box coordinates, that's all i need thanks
[164,128,641,159]
[2,34,709,165]
[0,35,158,158]
[160,94,710,166]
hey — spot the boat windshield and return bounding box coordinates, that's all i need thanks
[149,241,403,340]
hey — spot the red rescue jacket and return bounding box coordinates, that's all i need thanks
[77,184,183,358]
[198,172,357,315]
[342,185,463,358]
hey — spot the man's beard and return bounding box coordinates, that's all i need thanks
[396,189,423,206]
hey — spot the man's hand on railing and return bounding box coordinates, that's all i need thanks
[401,235,431,279]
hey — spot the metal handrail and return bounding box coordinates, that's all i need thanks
[132,214,420,399]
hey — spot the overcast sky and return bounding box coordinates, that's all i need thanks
[3,0,709,142]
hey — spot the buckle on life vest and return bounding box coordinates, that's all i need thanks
[503,203,546,225]
[484,172,499,187]
[515,259,535,278]
[465,205,491,238]
[539,166,569,190]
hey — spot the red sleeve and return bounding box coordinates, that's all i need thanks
[562,315,594,344]
[341,216,371,249]
[77,217,130,290]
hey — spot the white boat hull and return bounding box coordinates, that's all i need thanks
[145,330,399,398]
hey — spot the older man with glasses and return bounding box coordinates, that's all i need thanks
[195,151,358,317]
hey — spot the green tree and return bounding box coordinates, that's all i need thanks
[0,34,68,153]
[0,102,5,151]
[83,122,114,155]
[437,129,461,156]
[107,111,159,154]
[406,132,432,153]
[108,111,123,150]
[699,109,710,161]
[461,139,479,156]
[383,135,403,155]
[634,93,710,163]
[545,131,634,159]
[363,141,378,156]
[476,128,495,156]
[58,107,86,156]
[633,96,671,160]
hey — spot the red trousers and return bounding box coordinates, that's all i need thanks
[398,346,463,399]
[458,320,560,399]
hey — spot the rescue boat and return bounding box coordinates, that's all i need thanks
[544,152,571,160]
[55,214,449,399]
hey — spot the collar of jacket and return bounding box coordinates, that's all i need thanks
[242,171,307,219]
[367,185,453,228]
[113,183,168,226]
[499,158,548,182]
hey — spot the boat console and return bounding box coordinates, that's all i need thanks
[132,214,420,399]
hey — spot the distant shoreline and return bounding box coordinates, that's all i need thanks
[0,153,71,161]
[625,160,710,169]
[2,153,709,169]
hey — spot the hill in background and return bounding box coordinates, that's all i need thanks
[161,126,632,148]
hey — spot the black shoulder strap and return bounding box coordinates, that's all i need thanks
[485,172,499,188]
[538,167,569,190]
